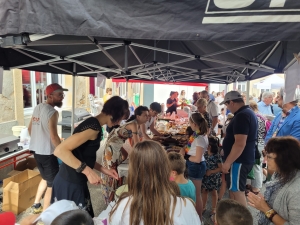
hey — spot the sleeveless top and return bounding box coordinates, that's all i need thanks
[59,117,103,184]
[29,103,57,155]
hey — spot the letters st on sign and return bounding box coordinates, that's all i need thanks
[203,0,300,23]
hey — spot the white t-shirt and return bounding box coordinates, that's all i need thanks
[109,196,201,225]
[215,96,224,113]
[218,114,226,126]
[188,135,208,162]
[145,116,155,130]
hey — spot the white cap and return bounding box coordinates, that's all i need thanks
[34,200,79,225]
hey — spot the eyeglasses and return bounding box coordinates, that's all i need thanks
[224,101,230,105]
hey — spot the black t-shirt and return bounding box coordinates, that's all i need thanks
[222,106,257,165]
[166,98,177,114]
[59,117,103,184]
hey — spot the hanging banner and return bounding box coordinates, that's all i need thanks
[284,62,300,103]
[97,73,106,89]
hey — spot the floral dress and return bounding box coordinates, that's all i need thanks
[101,120,136,204]
[202,152,222,191]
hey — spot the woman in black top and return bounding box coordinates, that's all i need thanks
[166,91,180,114]
[51,96,129,217]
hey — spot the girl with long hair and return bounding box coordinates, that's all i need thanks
[183,112,208,222]
[109,141,200,225]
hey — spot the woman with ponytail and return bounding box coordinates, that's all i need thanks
[101,106,149,204]
[183,112,208,222]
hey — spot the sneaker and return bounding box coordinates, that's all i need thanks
[31,203,43,214]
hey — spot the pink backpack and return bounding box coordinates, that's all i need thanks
[256,113,271,137]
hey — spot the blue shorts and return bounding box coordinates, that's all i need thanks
[186,160,206,180]
[225,162,253,192]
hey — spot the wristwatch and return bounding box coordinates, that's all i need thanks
[76,162,87,173]
[265,209,277,222]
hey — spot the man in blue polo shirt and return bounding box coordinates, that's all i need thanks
[220,91,257,206]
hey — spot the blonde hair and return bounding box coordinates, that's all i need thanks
[196,98,207,108]
[249,100,258,112]
[109,141,181,225]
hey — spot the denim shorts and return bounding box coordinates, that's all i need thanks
[186,160,206,180]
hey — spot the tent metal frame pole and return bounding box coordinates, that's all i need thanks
[28,40,124,46]
[13,48,73,74]
[71,63,76,134]
[201,66,232,72]
[88,36,124,72]
[246,79,250,104]
[200,57,274,73]
[250,41,281,77]
[77,70,110,75]
[284,52,300,71]
[125,44,128,99]
[67,44,122,59]
[21,48,60,58]
[131,42,194,58]
[65,58,121,74]
[203,42,265,58]
[128,46,152,78]
[10,58,61,69]
[132,58,195,74]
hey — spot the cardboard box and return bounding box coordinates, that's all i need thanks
[2,169,41,215]
[7,158,37,177]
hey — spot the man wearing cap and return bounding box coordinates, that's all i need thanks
[28,83,68,213]
[220,91,257,206]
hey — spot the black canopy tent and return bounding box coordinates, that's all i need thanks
[1,0,300,132]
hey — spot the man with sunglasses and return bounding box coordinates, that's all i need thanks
[28,83,68,213]
[219,91,257,207]
[140,102,162,140]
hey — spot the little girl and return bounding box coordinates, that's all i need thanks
[202,136,222,220]
[183,113,208,222]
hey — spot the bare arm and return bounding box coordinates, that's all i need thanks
[54,128,103,185]
[28,118,32,136]
[140,123,151,140]
[207,163,222,176]
[49,111,61,148]
[149,118,161,136]
[167,101,175,108]
[212,116,218,129]
[189,146,204,164]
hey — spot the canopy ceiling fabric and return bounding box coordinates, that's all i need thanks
[1,0,300,41]
[0,1,300,84]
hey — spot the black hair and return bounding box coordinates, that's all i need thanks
[51,209,94,225]
[102,96,129,123]
[208,136,220,155]
[126,106,149,122]
[150,102,162,113]
[169,91,174,96]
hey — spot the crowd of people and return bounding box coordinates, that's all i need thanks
[2,83,300,225]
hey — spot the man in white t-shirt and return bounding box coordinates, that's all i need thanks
[215,92,224,114]
[140,102,162,140]
[201,90,219,134]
